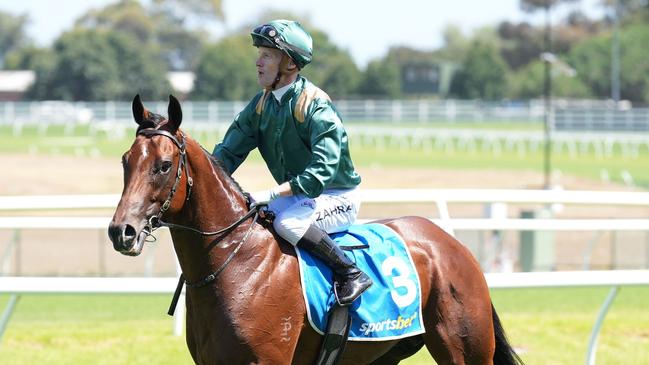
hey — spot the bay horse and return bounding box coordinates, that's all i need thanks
[108,95,523,365]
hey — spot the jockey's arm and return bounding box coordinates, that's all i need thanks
[275,181,293,197]
[249,182,292,207]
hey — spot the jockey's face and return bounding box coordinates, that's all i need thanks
[256,47,283,88]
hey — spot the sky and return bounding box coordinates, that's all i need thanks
[0,0,606,67]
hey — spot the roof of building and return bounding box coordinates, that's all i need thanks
[0,70,196,95]
[166,71,195,94]
[0,70,36,92]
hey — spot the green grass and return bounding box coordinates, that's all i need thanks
[350,141,649,188]
[1,287,648,364]
[0,295,194,365]
[2,123,648,189]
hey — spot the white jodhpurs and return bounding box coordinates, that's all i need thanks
[267,187,361,245]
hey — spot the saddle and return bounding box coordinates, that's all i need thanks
[258,211,424,364]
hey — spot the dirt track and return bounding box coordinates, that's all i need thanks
[1,153,631,195]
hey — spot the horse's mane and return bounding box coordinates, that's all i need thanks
[198,142,247,197]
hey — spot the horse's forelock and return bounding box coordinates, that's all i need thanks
[135,121,157,133]
[135,112,167,133]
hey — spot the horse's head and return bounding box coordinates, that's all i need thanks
[108,94,185,256]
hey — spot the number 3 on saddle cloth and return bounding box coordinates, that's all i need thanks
[295,223,426,341]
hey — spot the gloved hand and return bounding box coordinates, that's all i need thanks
[249,188,281,207]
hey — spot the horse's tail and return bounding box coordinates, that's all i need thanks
[492,303,524,365]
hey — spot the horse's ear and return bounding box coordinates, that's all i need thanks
[132,94,145,125]
[167,94,182,131]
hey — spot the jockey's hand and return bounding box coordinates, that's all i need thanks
[249,188,280,208]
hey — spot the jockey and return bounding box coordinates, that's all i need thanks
[212,19,372,305]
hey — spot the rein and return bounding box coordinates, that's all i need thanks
[135,128,260,316]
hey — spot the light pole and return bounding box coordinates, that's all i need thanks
[542,2,553,189]
[611,0,621,104]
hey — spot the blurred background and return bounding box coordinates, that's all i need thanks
[0,0,648,364]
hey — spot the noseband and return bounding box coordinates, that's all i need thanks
[136,128,261,315]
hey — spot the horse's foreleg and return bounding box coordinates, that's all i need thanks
[183,296,200,364]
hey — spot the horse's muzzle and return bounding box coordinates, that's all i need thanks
[108,221,146,256]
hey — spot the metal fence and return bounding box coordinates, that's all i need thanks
[1,99,647,131]
[555,107,649,131]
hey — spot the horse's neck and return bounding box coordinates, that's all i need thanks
[168,137,290,331]
[181,138,248,228]
[167,137,257,284]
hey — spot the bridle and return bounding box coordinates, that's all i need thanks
[138,128,194,233]
[135,128,261,315]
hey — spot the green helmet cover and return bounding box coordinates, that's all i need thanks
[251,19,313,69]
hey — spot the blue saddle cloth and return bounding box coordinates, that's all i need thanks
[295,223,425,341]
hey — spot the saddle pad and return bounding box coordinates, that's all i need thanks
[295,223,425,341]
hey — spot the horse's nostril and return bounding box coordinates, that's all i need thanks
[124,224,136,240]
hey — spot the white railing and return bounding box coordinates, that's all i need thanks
[2,99,648,130]
[2,189,649,236]
[2,189,649,210]
[2,189,649,234]
[0,99,544,126]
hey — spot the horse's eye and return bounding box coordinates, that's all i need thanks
[160,160,173,174]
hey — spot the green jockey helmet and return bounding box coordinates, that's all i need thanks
[251,20,313,70]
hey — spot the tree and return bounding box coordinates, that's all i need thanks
[28,29,169,101]
[600,0,649,24]
[4,46,52,70]
[75,0,155,42]
[75,0,211,70]
[431,24,472,66]
[519,0,578,12]
[497,15,600,72]
[0,11,30,67]
[302,30,361,99]
[191,34,258,100]
[507,59,591,99]
[356,58,402,98]
[149,0,221,70]
[517,0,581,60]
[619,25,649,102]
[151,0,224,22]
[498,21,545,70]
[568,23,649,102]
[6,46,57,100]
[450,41,508,100]
[308,54,361,99]
[195,11,362,100]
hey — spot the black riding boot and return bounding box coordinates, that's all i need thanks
[297,225,373,306]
